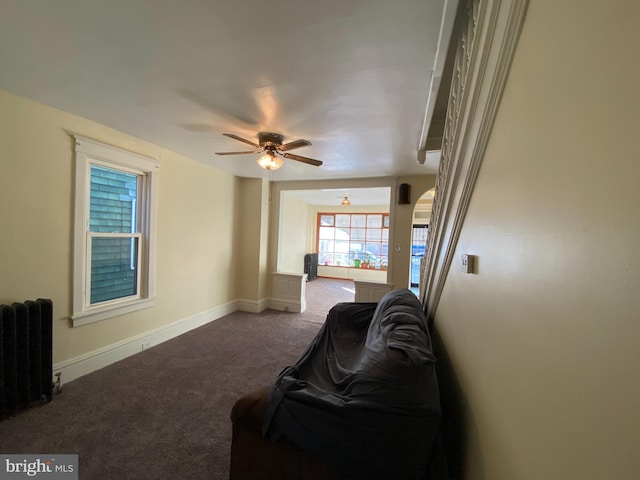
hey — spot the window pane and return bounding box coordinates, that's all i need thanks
[336,227,350,241]
[90,236,138,304]
[383,215,389,228]
[365,243,381,256]
[367,214,382,228]
[335,215,350,228]
[366,229,382,241]
[333,254,348,266]
[90,165,138,233]
[320,215,334,226]
[412,226,428,256]
[318,239,334,253]
[351,228,366,241]
[351,214,366,228]
[335,240,350,254]
[319,253,333,265]
[350,242,364,256]
[319,226,335,240]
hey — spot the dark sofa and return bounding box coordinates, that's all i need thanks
[229,289,447,480]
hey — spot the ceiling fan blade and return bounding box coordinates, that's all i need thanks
[222,133,260,148]
[215,150,261,155]
[279,139,312,152]
[282,152,323,167]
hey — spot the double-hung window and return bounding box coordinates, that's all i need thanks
[72,136,159,326]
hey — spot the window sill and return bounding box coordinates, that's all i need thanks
[72,297,156,327]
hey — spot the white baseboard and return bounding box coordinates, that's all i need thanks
[54,301,238,384]
[237,297,270,313]
[269,298,306,313]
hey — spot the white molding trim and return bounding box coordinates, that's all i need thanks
[237,298,270,313]
[354,281,394,303]
[72,297,156,327]
[422,0,529,320]
[54,301,237,384]
[269,298,306,313]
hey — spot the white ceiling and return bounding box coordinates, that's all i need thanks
[284,187,391,207]
[0,0,457,181]
[282,186,436,208]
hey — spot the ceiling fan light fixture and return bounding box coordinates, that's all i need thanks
[217,132,323,169]
[341,195,351,206]
[257,151,283,170]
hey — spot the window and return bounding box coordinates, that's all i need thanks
[317,213,389,269]
[72,136,159,326]
[411,224,428,288]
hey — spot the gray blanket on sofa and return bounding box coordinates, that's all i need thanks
[263,288,443,480]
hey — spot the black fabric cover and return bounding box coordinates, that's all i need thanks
[263,289,442,480]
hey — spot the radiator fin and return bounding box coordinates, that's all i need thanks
[0,298,53,419]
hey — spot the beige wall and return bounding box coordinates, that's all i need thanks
[236,177,270,303]
[278,191,311,274]
[434,1,640,479]
[0,89,239,364]
[257,178,270,301]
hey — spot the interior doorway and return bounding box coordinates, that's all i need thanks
[410,187,434,295]
[277,186,391,308]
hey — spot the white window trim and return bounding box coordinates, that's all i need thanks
[72,136,159,327]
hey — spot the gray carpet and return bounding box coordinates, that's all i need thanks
[0,278,354,479]
[305,277,355,318]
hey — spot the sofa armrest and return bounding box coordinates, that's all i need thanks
[229,387,344,480]
[230,386,270,433]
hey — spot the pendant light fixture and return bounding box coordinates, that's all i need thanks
[341,195,351,206]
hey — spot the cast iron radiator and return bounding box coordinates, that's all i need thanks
[304,253,318,281]
[0,299,53,419]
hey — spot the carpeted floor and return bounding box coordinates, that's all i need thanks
[304,277,355,319]
[0,278,354,479]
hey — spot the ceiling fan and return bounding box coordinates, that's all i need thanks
[215,132,323,170]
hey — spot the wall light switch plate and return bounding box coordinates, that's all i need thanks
[461,254,474,274]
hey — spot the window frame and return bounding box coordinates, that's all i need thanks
[72,136,159,327]
[316,212,389,269]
